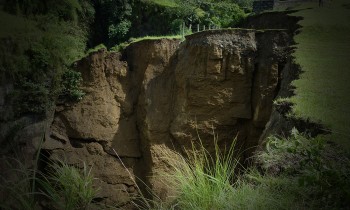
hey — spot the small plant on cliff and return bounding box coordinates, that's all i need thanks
[61,68,85,101]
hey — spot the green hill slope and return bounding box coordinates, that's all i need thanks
[289,0,350,149]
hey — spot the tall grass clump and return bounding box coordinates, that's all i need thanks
[39,160,97,210]
[0,158,39,210]
[159,134,239,210]
[0,157,97,210]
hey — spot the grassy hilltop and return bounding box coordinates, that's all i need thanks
[289,0,350,150]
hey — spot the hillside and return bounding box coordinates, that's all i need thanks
[289,0,350,150]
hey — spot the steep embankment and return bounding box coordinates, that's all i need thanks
[39,26,296,207]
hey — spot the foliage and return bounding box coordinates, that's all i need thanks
[3,0,95,27]
[92,0,133,46]
[207,2,246,27]
[11,79,50,115]
[0,158,39,210]
[0,1,91,117]
[173,0,245,28]
[61,69,85,101]
[151,129,350,209]
[0,157,97,210]
[233,0,254,11]
[39,160,97,210]
[256,129,350,209]
[92,0,247,47]
[229,171,303,209]
[157,134,239,209]
[108,19,132,44]
[150,0,178,7]
[257,128,326,174]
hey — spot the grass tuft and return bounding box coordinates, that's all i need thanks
[0,157,97,210]
[155,133,238,210]
[39,160,97,210]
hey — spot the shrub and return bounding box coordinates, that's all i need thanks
[151,129,350,209]
[256,129,350,208]
[60,68,85,101]
[0,7,89,118]
[108,20,132,43]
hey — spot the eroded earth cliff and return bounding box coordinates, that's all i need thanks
[36,28,294,208]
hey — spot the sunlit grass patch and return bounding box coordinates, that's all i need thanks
[149,0,178,8]
[277,0,350,149]
[110,35,183,51]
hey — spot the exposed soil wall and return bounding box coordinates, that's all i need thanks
[0,12,307,209]
[38,28,294,207]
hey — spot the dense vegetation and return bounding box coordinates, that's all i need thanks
[152,130,350,209]
[0,0,93,118]
[91,0,249,47]
[0,0,249,119]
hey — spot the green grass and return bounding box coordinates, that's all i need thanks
[230,172,303,210]
[127,35,183,44]
[0,158,39,209]
[154,135,238,209]
[39,160,97,210]
[148,0,178,8]
[152,130,350,209]
[285,0,350,149]
[255,130,350,209]
[111,35,183,51]
[86,43,107,55]
[0,157,97,210]
[152,132,332,210]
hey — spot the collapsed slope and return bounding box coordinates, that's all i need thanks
[42,27,295,207]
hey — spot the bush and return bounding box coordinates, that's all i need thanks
[108,19,132,43]
[256,129,350,208]
[210,2,246,27]
[0,4,90,118]
[61,69,85,101]
[151,129,350,209]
